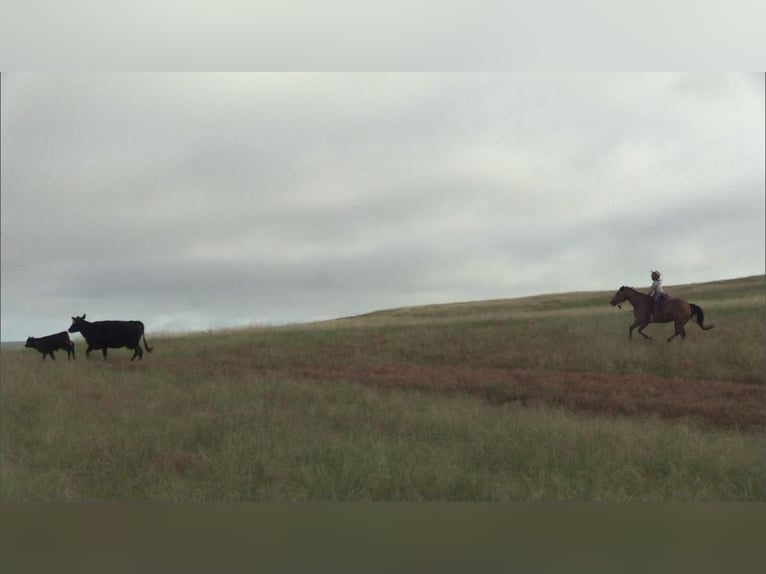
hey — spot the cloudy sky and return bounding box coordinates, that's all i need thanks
[1,73,764,341]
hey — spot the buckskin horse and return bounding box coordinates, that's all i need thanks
[609,286,714,342]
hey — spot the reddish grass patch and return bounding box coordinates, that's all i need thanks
[161,450,209,475]
[288,363,765,431]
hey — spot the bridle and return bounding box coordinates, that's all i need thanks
[612,287,630,310]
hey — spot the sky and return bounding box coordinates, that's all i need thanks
[1,73,764,342]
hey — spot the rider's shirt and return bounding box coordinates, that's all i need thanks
[648,279,664,302]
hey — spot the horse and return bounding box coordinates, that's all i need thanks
[609,286,714,342]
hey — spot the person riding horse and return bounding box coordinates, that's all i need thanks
[610,283,714,342]
[648,270,665,321]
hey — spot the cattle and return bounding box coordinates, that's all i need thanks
[68,314,153,360]
[25,332,76,360]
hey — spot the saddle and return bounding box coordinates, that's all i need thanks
[650,293,669,320]
[654,293,670,307]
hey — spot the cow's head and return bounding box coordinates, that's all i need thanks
[68,314,87,333]
[25,337,34,347]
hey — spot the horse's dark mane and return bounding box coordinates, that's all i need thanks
[616,286,651,301]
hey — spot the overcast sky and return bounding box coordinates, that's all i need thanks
[1,73,764,341]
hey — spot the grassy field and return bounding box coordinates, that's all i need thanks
[1,275,763,501]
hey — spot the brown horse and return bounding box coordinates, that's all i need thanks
[609,286,714,342]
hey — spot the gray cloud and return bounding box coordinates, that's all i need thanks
[2,73,764,341]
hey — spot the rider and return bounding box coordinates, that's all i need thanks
[648,270,665,320]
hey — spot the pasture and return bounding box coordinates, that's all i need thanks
[1,275,763,501]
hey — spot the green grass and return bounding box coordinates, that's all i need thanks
[2,275,764,501]
[2,366,762,501]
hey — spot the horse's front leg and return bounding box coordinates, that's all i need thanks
[629,321,651,340]
[628,319,652,341]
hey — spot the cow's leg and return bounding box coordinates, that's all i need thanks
[102,347,108,360]
[131,345,142,361]
[86,346,94,359]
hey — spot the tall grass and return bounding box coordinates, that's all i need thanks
[2,360,762,501]
[2,276,763,501]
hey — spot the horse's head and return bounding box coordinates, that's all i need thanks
[610,286,628,308]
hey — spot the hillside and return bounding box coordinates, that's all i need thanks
[1,275,763,501]
[159,274,764,428]
[328,274,764,327]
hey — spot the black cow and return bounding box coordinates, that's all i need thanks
[25,332,76,360]
[68,314,153,360]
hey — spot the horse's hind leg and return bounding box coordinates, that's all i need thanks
[667,322,686,342]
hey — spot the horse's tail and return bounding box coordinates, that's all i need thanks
[690,304,714,331]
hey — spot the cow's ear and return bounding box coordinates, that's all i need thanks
[82,314,86,319]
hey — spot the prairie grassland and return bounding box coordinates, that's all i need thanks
[1,276,763,501]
